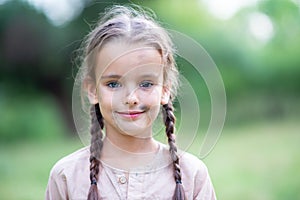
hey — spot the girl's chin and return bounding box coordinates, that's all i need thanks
[121,132,152,139]
[115,123,153,138]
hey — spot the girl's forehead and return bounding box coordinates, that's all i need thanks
[95,42,163,77]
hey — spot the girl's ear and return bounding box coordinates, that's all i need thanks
[83,76,99,104]
[161,86,171,105]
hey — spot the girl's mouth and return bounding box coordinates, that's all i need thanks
[116,111,145,120]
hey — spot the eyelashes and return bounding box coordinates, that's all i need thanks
[105,80,155,89]
[139,81,154,88]
[106,81,121,88]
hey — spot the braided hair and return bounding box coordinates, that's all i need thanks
[163,102,186,200]
[88,102,186,200]
[87,103,104,200]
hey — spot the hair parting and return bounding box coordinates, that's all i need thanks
[163,102,186,200]
[87,103,104,200]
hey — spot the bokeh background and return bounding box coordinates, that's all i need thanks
[0,0,299,199]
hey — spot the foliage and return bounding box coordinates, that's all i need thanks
[0,0,299,135]
[0,85,67,142]
[141,0,300,125]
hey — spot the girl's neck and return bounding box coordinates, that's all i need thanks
[103,125,157,153]
[101,132,159,171]
[103,133,158,154]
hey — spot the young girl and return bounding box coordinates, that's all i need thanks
[45,5,216,200]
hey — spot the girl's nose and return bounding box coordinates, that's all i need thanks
[124,88,139,105]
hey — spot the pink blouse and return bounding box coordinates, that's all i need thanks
[45,143,217,200]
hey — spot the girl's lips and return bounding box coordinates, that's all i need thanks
[116,111,145,119]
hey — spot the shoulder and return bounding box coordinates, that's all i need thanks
[178,149,211,185]
[49,146,90,177]
[46,146,91,199]
[158,143,216,198]
[179,151,208,175]
[158,143,208,175]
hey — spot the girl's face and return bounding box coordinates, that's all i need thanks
[91,41,169,138]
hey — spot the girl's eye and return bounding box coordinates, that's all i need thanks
[107,81,121,88]
[139,81,153,88]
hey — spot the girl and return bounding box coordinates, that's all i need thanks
[45,5,216,200]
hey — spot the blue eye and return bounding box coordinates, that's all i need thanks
[139,81,153,88]
[107,81,121,88]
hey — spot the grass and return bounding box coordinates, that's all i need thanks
[0,137,83,200]
[204,120,300,200]
[0,120,299,200]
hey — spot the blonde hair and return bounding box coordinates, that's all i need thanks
[77,5,185,200]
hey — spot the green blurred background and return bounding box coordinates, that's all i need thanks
[0,0,299,199]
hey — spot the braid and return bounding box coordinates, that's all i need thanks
[87,103,104,200]
[162,102,186,200]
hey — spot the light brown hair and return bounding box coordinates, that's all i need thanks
[77,5,185,200]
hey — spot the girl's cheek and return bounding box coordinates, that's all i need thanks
[140,93,161,106]
[97,90,113,105]
[104,92,125,107]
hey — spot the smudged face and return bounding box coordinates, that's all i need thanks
[90,41,170,138]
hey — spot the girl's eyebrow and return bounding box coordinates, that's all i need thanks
[101,73,159,80]
[141,73,159,78]
[100,74,122,80]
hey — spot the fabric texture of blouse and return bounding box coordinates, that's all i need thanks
[45,142,217,200]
